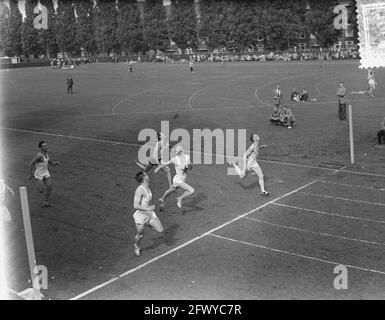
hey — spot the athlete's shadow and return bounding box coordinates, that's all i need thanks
[181,192,207,215]
[144,223,179,250]
[236,181,260,190]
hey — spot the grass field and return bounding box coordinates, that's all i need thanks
[1,60,385,300]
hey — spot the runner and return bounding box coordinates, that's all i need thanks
[133,171,164,257]
[28,141,60,207]
[155,145,194,209]
[228,134,270,197]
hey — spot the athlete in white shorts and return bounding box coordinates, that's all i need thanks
[0,179,15,223]
[133,132,172,188]
[228,133,270,196]
[133,171,163,257]
[28,141,60,207]
[155,145,194,209]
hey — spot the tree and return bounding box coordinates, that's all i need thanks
[21,0,44,58]
[55,1,78,56]
[168,1,198,50]
[116,1,144,55]
[75,1,96,55]
[304,0,339,48]
[93,0,119,56]
[143,0,169,51]
[1,0,23,56]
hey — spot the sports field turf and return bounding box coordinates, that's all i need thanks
[1,60,385,299]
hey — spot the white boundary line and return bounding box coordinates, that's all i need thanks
[209,234,385,276]
[319,180,385,191]
[272,203,385,224]
[3,126,385,179]
[300,191,385,207]
[69,180,318,300]
[244,216,385,247]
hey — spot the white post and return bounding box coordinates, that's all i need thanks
[19,187,41,300]
[348,105,355,165]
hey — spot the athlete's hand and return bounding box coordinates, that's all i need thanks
[259,145,266,149]
[148,205,155,211]
[54,161,61,166]
[154,168,160,174]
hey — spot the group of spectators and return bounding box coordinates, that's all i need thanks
[291,88,309,102]
[269,105,296,129]
[51,57,90,68]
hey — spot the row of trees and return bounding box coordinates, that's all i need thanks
[0,0,357,58]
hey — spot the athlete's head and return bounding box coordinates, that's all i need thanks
[135,171,149,184]
[282,105,288,110]
[250,134,260,142]
[339,82,344,87]
[38,141,48,151]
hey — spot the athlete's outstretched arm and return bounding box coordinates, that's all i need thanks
[48,158,60,166]
[154,160,172,173]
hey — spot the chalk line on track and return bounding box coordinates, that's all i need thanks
[69,180,318,300]
[209,234,385,276]
[319,180,385,191]
[244,216,385,247]
[272,203,385,225]
[299,191,385,206]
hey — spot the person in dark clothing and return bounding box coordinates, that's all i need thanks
[377,116,385,146]
[269,106,282,125]
[300,89,308,102]
[336,82,347,120]
[67,75,74,94]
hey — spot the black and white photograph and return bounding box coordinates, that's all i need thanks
[1,0,385,305]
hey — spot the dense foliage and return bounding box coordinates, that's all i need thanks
[0,0,357,58]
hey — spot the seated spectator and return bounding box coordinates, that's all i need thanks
[269,106,282,125]
[300,89,309,102]
[291,88,300,102]
[280,105,296,128]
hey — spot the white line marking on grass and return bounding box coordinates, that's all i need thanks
[1,127,143,148]
[111,87,161,115]
[69,180,318,300]
[3,126,385,179]
[300,191,385,207]
[187,75,254,109]
[244,216,385,247]
[319,180,385,191]
[209,234,385,276]
[272,203,385,225]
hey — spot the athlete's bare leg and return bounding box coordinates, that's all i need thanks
[228,160,247,179]
[134,224,145,256]
[162,166,172,189]
[175,182,195,208]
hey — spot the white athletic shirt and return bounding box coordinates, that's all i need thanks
[35,153,49,175]
[246,144,259,165]
[135,185,152,212]
[171,154,190,180]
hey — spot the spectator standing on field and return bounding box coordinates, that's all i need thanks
[67,75,74,94]
[336,82,347,120]
[273,85,284,106]
[377,116,385,146]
